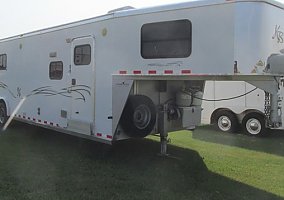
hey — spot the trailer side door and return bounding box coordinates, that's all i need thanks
[68,36,95,135]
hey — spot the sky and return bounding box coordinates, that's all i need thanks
[0,0,284,39]
[0,0,187,39]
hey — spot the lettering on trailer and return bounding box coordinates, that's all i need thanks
[148,61,183,67]
[272,25,284,44]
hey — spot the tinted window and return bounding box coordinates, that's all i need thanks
[0,54,7,70]
[74,45,91,65]
[141,20,192,59]
[49,61,63,80]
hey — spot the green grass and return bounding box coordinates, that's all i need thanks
[0,123,283,200]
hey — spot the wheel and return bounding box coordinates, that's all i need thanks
[0,102,7,128]
[214,110,239,133]
[242,113,267,136]
[120,95,156,138]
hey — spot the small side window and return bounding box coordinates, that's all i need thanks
[49,61,63,80]
[0,54,7,70]
[74,45,91,65]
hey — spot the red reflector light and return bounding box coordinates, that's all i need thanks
[107,135,113,139]
[133,70,142,75]
[97,133,102,137]
[119,70,127,74]
[148,70,157,74]
[164,70,173,74]
[181,70,192,74]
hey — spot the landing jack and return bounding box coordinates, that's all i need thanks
[158,104,169,156]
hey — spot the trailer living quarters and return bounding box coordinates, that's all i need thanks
[0,0,284,154]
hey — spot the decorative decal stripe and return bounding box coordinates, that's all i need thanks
[27,85,91,102]
[0,82,91,102]
[0,82,17,98]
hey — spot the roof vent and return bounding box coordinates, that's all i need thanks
[108,6,135,14]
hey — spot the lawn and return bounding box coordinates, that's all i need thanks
[0,123,283,200]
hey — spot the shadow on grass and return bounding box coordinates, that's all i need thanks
[192,126,284,157]
[0,123,282,200]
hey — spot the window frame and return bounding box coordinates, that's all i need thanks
[0,54,7,70]
[49,61,63,80]
[74,44,91,66]
[141,19,192,59]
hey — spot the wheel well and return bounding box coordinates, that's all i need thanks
[0,99,8,116]
[210,108,236,124]
[240,109,265,122]
[0,99,6,108]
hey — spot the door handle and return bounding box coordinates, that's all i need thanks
[72,79,76,86]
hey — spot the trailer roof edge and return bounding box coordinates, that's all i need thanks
[0,0,283,42]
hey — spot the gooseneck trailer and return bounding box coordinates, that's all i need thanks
[0,0,284,154]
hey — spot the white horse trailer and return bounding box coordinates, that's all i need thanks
[201,81,266,135]
[0,0,284,154]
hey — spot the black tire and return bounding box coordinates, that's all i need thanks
[242,113,267,136]
[0,102,7,128]
[120,95,156,138]
[214,110,239,133]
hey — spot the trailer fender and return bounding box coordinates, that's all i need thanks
[112,77,134,135]
[0,98,10,116]
[0,99,8,128]
[210,108,235,124]
[239,109,264,122]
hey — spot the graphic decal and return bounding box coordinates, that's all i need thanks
[0,82,91,102]
[27,85,91,102]
[272,25,284,44]
[17,87,22,98]
[251,60,265,74]
[0,82,17,98]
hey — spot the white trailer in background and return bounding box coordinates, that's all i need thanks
[201,81,267,135]
[0,0,284,154]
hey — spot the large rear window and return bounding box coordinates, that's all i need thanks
[141,19,192,59]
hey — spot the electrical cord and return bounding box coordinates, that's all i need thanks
[192,87,258,102]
